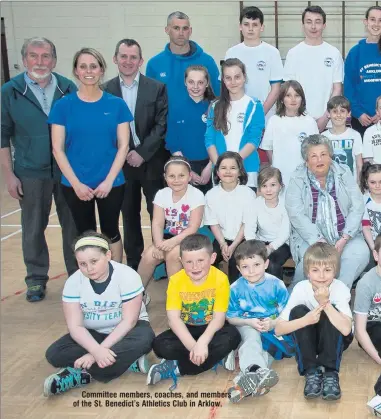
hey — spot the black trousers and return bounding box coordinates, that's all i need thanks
[45,320,155,382]
[351,116,373,139]
[122,164,165,270]
[213,238,243,284]
[189,158,213,195]
[290,305,353,375]
[152,322,241,375]
[366,322,381,355]
[265,242,292,280]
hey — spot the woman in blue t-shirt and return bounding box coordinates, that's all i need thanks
[165,65,216,194]
[49,48,132,262]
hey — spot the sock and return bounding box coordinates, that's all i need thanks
[249,364,261,373]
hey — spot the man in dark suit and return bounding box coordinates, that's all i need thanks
[103,39,169,271]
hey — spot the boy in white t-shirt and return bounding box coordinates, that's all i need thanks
[363,96,381,164]
[224,6,283,122]
[283,5,343,132]
[322,96,363,185]
[275,243,353,401]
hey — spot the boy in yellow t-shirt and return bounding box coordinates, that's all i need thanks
[147,234,241,388]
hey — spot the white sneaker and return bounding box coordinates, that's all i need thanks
[223,350,236,371]
[143,292,151,307]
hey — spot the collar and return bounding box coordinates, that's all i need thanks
[119,72,140,88]
[24,71,53,87]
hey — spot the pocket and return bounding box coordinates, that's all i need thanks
[18,135,52,169]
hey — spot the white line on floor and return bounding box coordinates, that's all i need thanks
[1,208,21,219]
[1,224,151,228]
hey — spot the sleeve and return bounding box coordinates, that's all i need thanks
[362,198,371,227]
[341,165,365,237]
[205,103,217,149]
[260,116,275,150]
[117,99,134,124]
[213,273,230,312]
[1,85,14,148]
[62,275,81,303]
[279,283,303,321]
[206,57,221,97]
[166,276,183,311]
[333,283,352,319]
[344,46,364,119]
[226,286,243,318]
[275,280,290,314]
[244,196,259,240]
[242,100,265,147]
[119,266,144,302]
[190,187,205,210]
[353,278,373,315]
[269,49,284,83]
[136,83,168,161]
[309,117,320,134]
[363,128,374,159]
[47,97,68,126]
[333,50,344,83]
[352,131,363,156]
[285,176,321,245]
[153,188,165,208]
[283,50,295,81]
[204,190,219,226]
[270,206,291,250]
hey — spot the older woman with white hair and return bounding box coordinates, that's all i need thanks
[285,134,369,289]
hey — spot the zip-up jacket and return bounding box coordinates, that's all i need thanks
[1,72,77,179]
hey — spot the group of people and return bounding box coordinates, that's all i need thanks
[2,3,381,407]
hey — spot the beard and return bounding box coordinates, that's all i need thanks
[29,67,52,80]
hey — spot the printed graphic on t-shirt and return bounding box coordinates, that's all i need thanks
[257,60,266,71]
[360,62,381,84]
[298,131,308,142]
[237,112,245,123]
[367,208,381,237]
[371,132,381,147]
[368,300,381,322]
[80,300,122,322]
[324,57,334,67]
[165,204,190,235]
[331,138,355,173]
[179,289,216,325]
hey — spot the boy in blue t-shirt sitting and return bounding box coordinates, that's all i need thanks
[226,240,294,403]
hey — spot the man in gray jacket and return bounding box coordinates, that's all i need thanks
[1,37,78,302]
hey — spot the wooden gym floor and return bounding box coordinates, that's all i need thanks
[1,183,380,419]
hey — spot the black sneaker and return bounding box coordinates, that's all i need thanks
[304,368,323,399]
[322,371,341,400]
[44,367,91,397]
[26,285,46,302]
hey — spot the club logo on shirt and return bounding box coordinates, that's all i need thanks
[160,72,167,78]
[237,112,245,123]
[257,60,266,71]
[324,57,334,67]
[298,132,307,142]
[201,113,207,123]
[373,293,381,304]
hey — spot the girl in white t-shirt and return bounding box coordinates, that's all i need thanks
[260,80,319,187]
[245,166,291,280]
[204,151,256,284]
[44,231,154,397]
[205,58,265,190]
[138,156,205,288]
[360,162,381,268]
[363,96,381,164]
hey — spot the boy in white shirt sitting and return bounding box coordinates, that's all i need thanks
[275,243,353,401]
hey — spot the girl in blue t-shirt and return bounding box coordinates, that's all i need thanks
[49,47,132,262]
[166,65,216,194]
[205,58,265,191]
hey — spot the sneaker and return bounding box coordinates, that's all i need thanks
[146,359,178,390]
[222,350,236,371]
[304,368,324,399]
[322,371,341,401]
[143,292,151,307]
[228,372,259,403]
[43,367,91,397]
[128,354,149,374]
[26,284,46,302]
[251,367,279,397]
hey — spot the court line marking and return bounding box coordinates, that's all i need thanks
[1,271,67,302]
[1,212,57,241]
[1,224,151,228]
[1,208,21,219]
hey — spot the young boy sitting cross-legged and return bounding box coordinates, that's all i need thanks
[146,234,241,389]
[275,243,353,401]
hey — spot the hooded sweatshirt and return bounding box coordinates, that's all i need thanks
[344,39,381,119]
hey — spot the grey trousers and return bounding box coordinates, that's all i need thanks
[45,320,155,382]
[290,235,370,291]
[19,177,78,286]
[237,325,273,372]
